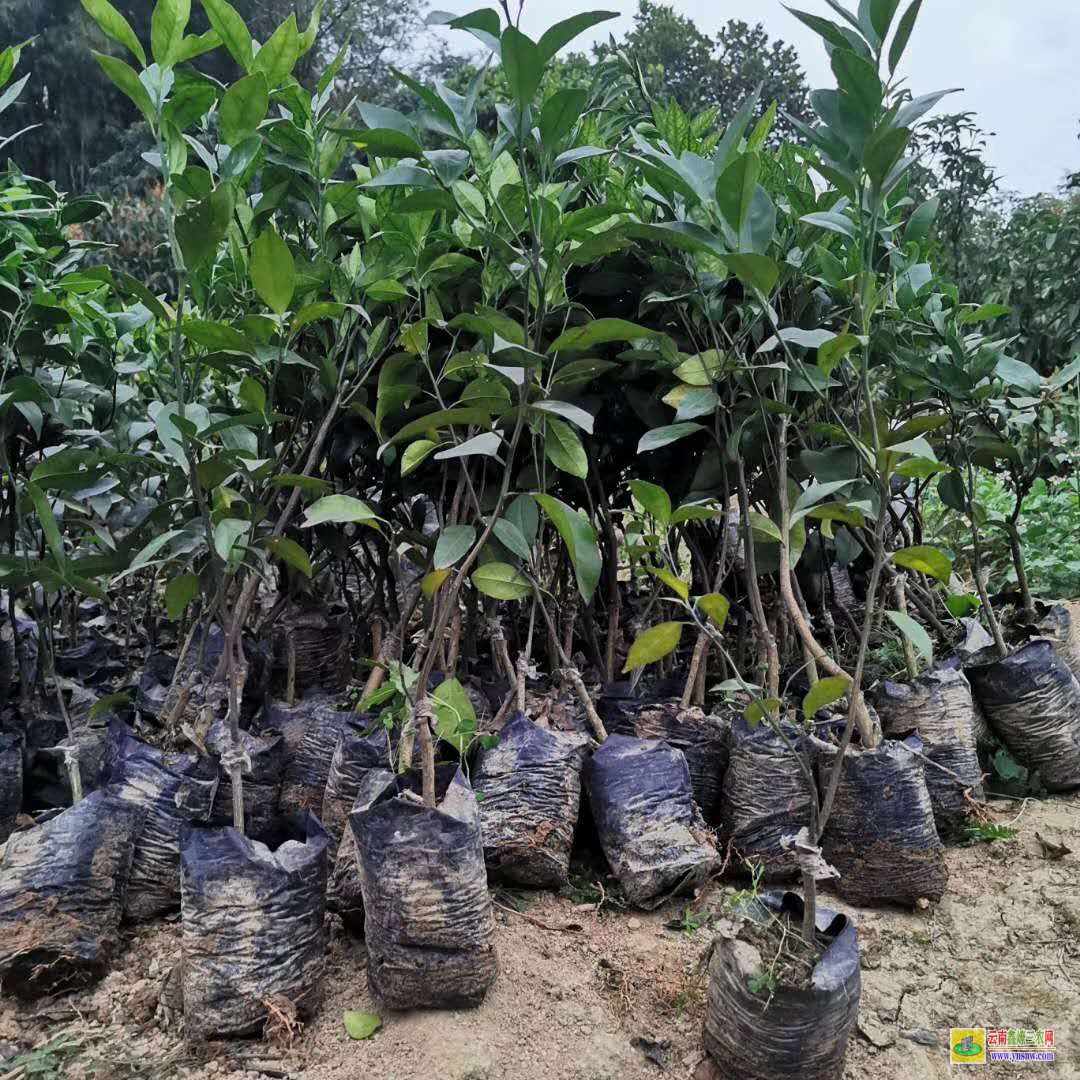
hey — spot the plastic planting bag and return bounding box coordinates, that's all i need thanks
[327,770,395,935]
[704,892,860,1080]
[320,715,392,849]
[598,691,728,823]
[472,713,589,888]
[720,718,814,879]
[966,640,1080,791]
[270,604,352,698]
[179,813,329,1039]
[0,788,143,998]
[350,764,497,1009]
[104,721,219,920]
[818,739,946,906]
[207,721,285,843]
[874,667,984,833]
[0,732,22,843]
[1029,602,1080,680]
[260,697,351,815]
[585,734,718,909]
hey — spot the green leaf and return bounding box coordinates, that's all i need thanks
[401,439,438,476]
[422,569,450,597]
[869,0,901,38]
[945,594,981,618]
[994,355,1043,392]
[646,565,688,601]
[886,609,933,662]
[534,494,601,603]
[343,1011,382,1041]
[213,517,249,562]
[201,0,252,70]
[505,494,538,548]
[82,0,147,65]
[543,417,588,478]
[888,0,923,74]
[697,593,730,631]
[744,697,782,729]
[492,518,532,561]
[550,318,662,352]
[433,677,478,751]
[165,573,200,620]
[536,11,617,62]
[472,561,531,601]
[891,545,952,584]
[539,87,588,145]
[29,485,66,567]
[630,480,671,525]
[92,53,155,125]
[749,512,782,542]
[302,494,379,527]
[176,184,234,271]
[905,196,939,244]
[623,622,683,672]
[264,536,312,578]
[151,0,190,66]
[250,226,295,315]
[715,151,760,235]
[220,72,269,146]
[724,253,779,294]
[803,674,852,717]
[959,303,1011,325]
[500,27,543,111]
[434,525,476,569]
[818,333,862,376]
[637,423,703,454]
[251,12,299,87]
[182,319,254,353]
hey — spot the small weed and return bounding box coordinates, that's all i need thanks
[747,969,777,997]
[966,823,1019,844]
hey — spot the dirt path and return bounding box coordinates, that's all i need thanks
[1,793,1077,1080]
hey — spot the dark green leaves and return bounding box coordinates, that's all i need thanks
[151,0,191,67]
[201,0,253,70]
[176,184,234,271]
[250,227,295,315]
[82,0,147,66]
[535,494,601,603]
[549,319,663,352]
[537,11,617,62]
[500,27,543,111]
[92,53,155,125]
[888,0,923,74]
[219,73,268,145]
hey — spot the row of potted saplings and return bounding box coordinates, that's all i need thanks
[2,607,1079,1080]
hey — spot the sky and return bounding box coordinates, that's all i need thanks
[426,0,1080,196]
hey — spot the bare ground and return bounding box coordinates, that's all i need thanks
[1,792,1077,1080]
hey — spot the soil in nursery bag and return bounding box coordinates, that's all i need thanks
[206,720,285,844]
[703,891,860,1080]
[320,713,392,849]
[350,763,497,1009]
[103,720,219,920]
[720,717,814,880]
[258,696,352,815]
[24,685,121,810]
[179,812,329,1039]
[584,734,719,909]
[873,667,984,834]
[0,787,144,998]
[472,712,590,888]
[0,731,22,843]
[597,689,729,824]
[966,640,1080,792]
[269,602,352,698]
[135,652,178,719]
[817,738,947,906]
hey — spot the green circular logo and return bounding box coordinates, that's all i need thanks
[953,1040,983,1057]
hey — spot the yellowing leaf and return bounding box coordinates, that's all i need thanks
[802,675,852,718]
[697,593,730,631]
[623,621,683,672]
[343,1010,381,1040]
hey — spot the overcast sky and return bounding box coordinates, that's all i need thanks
[428,0,1080,196]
